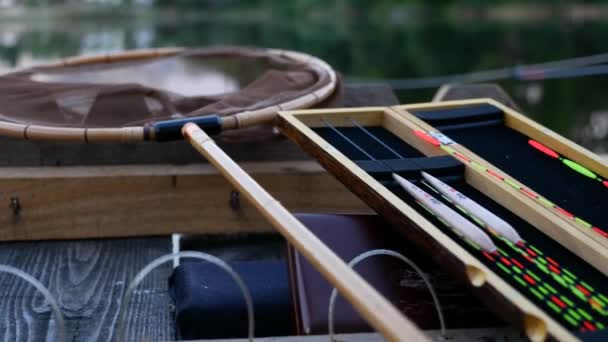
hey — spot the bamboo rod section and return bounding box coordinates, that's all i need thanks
[182,122,428,342]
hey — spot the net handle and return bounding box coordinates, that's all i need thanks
[1,47,337,143]
[183,123,430,342]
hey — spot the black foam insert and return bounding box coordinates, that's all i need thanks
[315,126,425,160]
[355,156,464,181]
[169,261,293,339]
[412,103,503,127]
[312,125,608,339]
[434,118,503,131]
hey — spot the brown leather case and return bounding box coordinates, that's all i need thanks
[288,213,503,335]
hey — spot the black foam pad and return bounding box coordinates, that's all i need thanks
[169,261,293,339]
[410,103,503,126]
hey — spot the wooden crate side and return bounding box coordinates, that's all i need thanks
[0,162,369,241]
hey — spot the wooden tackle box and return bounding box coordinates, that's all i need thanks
[278,100,608,341]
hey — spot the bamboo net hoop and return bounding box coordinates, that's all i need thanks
[0,47,338,143]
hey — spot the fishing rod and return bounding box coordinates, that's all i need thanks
[348,52,608,90]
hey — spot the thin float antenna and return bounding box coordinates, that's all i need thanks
[321,118,377,160]
[347,117,406,159]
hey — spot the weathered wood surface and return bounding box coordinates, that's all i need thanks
[0,237,173,341]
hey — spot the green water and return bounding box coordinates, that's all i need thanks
[1,2,607,154]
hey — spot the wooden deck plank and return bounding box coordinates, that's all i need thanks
[0,237,173,341]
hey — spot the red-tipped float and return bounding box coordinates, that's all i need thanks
[593,227,608,237]
[528,139,560,159]
[555,207,575,219]
[414,130,440,146]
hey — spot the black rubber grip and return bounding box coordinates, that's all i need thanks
[152,115,222,141]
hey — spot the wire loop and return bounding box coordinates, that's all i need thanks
[0,264,66,341]
[327,249,446,341]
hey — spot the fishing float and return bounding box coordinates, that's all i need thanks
[528,139,608,188]
[399,172,608,330]
[392,173,497,253]
[421,171,523,245]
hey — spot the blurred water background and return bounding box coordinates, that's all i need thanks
[0,0,607,153]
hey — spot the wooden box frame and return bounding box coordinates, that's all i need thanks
[277,106,598,342]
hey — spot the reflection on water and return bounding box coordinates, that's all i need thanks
[0,4,607,153]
